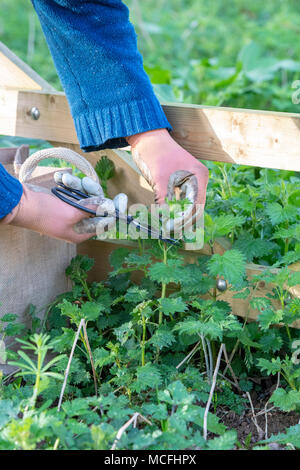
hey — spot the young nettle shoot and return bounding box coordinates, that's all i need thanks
[95,155,116,197]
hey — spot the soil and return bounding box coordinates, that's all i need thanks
[222,406,299,447]
[217,377,300,449]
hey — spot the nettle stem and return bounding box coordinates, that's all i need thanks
[141,314,146,366]
[81,279,93,302]
[159,243,168,325]
[31,347,42,410]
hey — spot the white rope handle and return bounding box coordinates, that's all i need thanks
[19,147,99,184]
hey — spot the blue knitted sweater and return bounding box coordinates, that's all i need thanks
[0,0,171,219]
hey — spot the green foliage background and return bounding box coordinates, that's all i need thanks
[1,1,300,450]
[1,0,300,112]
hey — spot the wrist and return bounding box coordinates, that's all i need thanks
[125,128,169,149]
[0,204,20,225]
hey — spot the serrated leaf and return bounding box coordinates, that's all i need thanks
[257,357,282,375]
[259,424,300,449]
[233,288,250,299]
[94,348,114,369]
[180,264,214,294]
[159,297,187,315]
[272,224,300,241]
[109,247,131,270]
[124,286,149,303]
[158,381,195,406]
[258,330,283,352]
[81,302,105,321]
[132,363,162,392]
[258,309,284,330]
[214,214,246,237]
[174,318,223,341]
[149,326,176,349]
[148,259,183,284]
[207,430,237,450]
[207,250,246,289]
[288,270,300,287]
[114,321,134,345]
[0,314,17,323]
[270,388,300,412]
[141,403,168,420]
[125,253,152,267]
[234,234,275,262]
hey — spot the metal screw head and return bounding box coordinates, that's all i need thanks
[216,278,227,292]
[30,107,40,120]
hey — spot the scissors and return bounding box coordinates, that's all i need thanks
[51,183,179,245]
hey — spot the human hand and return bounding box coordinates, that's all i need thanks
[1,172,127,244]
[126,128,209,207]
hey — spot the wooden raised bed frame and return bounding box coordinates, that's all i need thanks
[0,41,299,328]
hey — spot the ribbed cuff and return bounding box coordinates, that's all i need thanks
[0,164,23,220]
[74,96,172,152]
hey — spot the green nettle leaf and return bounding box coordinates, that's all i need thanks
[273,248,300,268]
[125,253,153,268]
[233,234,275,262]
[270,388,300,412]
[114,321,134,345]
[95,155,115,180]
[124,287,149,303]
[174,318,223,341]
[159,297,187,315]
[4,322,25,336]
[214,214,246,236]
[158,381,195,406]
[237,330,262,349]
[258,330,283,352]
[0,400,19,427]
[109,247,131,270]
[62,398,90,417]
[265,202,297,225]
[258,424,300,449]
[81,302,105,321]
[258,308,284,330]
[207,249,246,288]
[141,403,168,420]
[205,213,246,242]
[94,348,114,369]
[288,190,300,207]
[207,430,237,450]
[0,314,17,323]
[149,326,176,350]
[132,363,162,392]
[250,297,272,312]
[51,328,76,353]
[66,255,95,283]
[233,288,250,299]
[59,299,82,324]
[288,271,300,287]
[257,357,282,375]
[148,259,183,284]
[272,224,300,241]
[180,264,214,294]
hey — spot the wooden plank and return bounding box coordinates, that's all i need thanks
[1,89,300,171]
[163,103,300,171]
[0,89,19,136]
[0,41,56,91]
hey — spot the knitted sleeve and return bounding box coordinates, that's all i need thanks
[0,163,23,219]
[31,0,172,151]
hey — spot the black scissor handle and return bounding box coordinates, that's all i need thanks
[51,185,97,216]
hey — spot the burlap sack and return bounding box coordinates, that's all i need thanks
[0,145,76,373]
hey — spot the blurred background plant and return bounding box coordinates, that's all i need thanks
[1,0,300,111]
